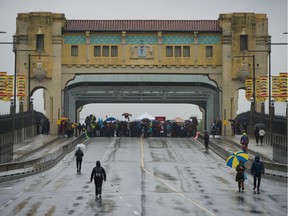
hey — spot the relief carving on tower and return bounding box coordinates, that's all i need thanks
[130,40,154,59]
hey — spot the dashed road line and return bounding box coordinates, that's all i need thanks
[140,138,216,216]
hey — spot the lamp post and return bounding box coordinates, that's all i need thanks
[10,98,15,146]
[250,97,254,134]
[9,98,14,115]
[28,53,31,110]
[12,35,17,115]
[30,97,34,111]
[260,102,265,123]
[269,98,275,146]
[20,97,24,141]
[19,97,24,113]
[286,99,288,119]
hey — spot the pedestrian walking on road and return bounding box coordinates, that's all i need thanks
[240,133,249,153]
[204,131,210,152]
[251,156,265,194]
[235,161,246,192]
[259,129,265,145]
[254,127,260,145]
[75,147,84,174]
[90,161,107,199]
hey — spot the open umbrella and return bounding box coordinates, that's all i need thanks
[226,151,249,168]
[105,117,116,122]
[254,123,266,128]
[122,113,132,121]
[141,118,151,122]
[75,143,86,152]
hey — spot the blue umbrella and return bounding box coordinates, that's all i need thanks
[105,117,116,122]
[226,151,249,168]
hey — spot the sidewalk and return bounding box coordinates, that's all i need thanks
[224,135,274,162]
[12,134,59,161]
[0,134,84,182]
[210,134,287,179]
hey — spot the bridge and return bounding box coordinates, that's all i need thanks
[13,12,270,135]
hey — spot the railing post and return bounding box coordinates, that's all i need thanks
[20,97,24,141]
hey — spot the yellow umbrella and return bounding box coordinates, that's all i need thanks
[226,151,249,168]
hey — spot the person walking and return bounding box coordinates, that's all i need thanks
[254,127,260,146]
[75,147,84,174]
[259,129,265,145]
[240,133,249,153]
[251,155,265,194]
[235,161,246,192]
[204,131,210,151]
[90,161,107,199]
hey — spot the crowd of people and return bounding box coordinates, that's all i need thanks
[58,114,199,138]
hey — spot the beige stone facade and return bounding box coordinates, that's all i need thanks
[14,12,269,135]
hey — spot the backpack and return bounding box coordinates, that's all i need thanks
[241,136,249,145]
[94,167,102,178]
[75,149,83,159]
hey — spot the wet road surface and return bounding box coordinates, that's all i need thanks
[0,137,286,216]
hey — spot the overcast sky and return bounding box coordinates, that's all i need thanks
[0,0,287,121]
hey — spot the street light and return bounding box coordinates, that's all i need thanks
[249,97,255,134]
[270,98,275,145]
[12,35,17,114]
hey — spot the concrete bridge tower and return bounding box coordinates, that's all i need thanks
[14,12,269,135]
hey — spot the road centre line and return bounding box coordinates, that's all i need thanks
[140,138,216,216]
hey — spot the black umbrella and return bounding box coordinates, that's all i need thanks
[141,118,151,122]
[254,123,266,128]
[122,113,132,121]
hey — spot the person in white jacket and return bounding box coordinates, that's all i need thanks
[259,129,265,145]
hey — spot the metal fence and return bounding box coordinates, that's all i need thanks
[0,110,48,163]
[235,111,287,164]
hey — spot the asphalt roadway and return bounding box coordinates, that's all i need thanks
[0,133,287,182]
[0,135,287,216]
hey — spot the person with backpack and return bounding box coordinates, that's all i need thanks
[251,155,265,194]
[75,147,84,174]
[90,161,107,198]
[240,133,249,153]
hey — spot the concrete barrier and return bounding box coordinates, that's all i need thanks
[0,134,87,183]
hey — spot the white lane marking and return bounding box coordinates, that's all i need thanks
[101,137,116,161]
[140,138,216,216]
[0,192,22,210]
[0,187,12,190]
[133,210,140,215]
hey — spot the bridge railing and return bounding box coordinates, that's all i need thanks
[0,110,48,163]
[235,111,287,164]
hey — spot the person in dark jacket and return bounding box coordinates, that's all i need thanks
[254,127,260,146]
[250,156,265,194]
[75,147,84,174]
[235,161,246,192]
[204,131,210,151]
[90,161,107,198]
